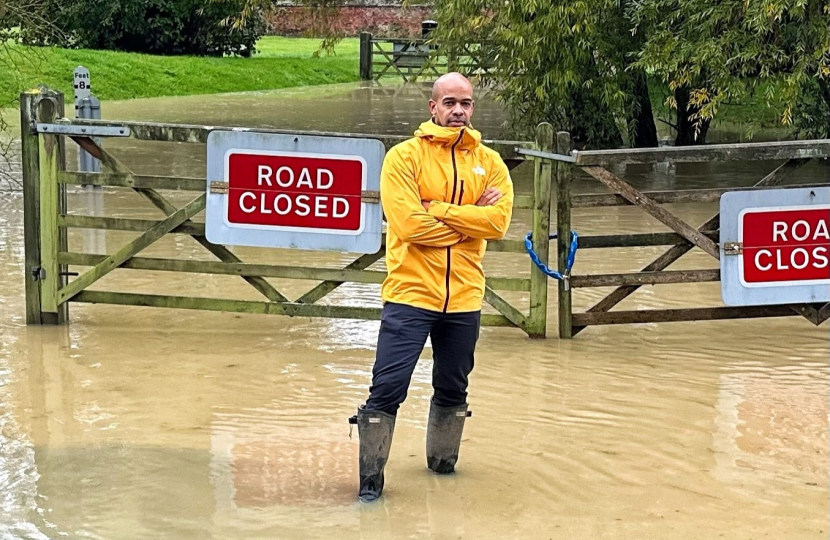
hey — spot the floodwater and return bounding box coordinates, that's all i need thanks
[0,82,828,539]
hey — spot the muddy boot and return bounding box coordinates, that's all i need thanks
[426,401,472,474]
[349,406,396,502]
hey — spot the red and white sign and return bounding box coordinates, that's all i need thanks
[223,149,367,235]
[740,206,830,287]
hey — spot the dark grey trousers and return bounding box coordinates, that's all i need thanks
[364,302,481,415]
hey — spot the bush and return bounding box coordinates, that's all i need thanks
[21,0,264,57]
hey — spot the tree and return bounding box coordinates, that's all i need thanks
[630,0,830,142]
[431,0,659,148]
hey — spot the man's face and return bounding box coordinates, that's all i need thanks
[429,80,475,128]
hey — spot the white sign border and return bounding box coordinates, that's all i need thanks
[720,186,830,307]
[204,130,385,254]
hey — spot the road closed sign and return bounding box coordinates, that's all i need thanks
[205,131,385,253]
[720,186,830,306]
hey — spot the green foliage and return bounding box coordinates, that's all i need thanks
[431,0,828,145]
[794,77,830,138]
[630,0,830,137]
[20,0,265,57]
[429,0,657,148]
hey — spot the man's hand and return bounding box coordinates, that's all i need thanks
[476,188,503,207]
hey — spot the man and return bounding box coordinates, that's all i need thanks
[350,72,514,502]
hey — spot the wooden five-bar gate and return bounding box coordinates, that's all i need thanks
[517,140,830,338]
[359,33,493,83]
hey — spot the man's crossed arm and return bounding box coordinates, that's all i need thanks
[381,148,514,247]
[421,187,509,240]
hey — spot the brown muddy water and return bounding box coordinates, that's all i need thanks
[0,82,828,539]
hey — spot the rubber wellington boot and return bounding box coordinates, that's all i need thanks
[426,401,472,474]
[349,406,396,502]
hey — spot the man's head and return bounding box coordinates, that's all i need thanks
[429,72,475,128]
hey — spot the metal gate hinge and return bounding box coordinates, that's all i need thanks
[209,181,228,194]
[723,242,743,255]
[32,267,46,281]
[361,190,380,204]
[36,123,131,137]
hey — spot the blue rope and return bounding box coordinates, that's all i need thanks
[524,230,579,281]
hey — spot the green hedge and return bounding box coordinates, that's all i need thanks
[20,0,264,57]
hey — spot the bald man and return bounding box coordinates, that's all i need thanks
[350,73,514,502]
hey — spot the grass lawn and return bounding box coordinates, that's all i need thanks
[0,36,361,106]
[254,36,359,58]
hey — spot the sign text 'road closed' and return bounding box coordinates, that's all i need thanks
[741,206,830,286]
[225,151,366,233]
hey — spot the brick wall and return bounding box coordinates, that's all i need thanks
[264,5,434,38]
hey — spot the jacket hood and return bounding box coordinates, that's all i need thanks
[414,120,481,150]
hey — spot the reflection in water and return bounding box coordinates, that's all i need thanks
[713,362,828,489]
[211,405,357,509]
[0,82,827,539]
[76,187,107,256]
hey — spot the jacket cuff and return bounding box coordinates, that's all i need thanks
[428,201,450,221]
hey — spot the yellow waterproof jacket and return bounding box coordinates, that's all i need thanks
[380,120,514,313]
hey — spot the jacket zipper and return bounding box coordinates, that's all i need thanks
[443,130,465,313]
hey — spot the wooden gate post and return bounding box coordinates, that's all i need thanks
[527,123,554,338]
[360,32,373,80]
[36,89,66,324]
[21,90,43,324]
[556,131,574,338]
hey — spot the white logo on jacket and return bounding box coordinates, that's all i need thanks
[473,166,486,176]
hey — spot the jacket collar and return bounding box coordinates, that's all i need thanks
[414,120,481,150]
